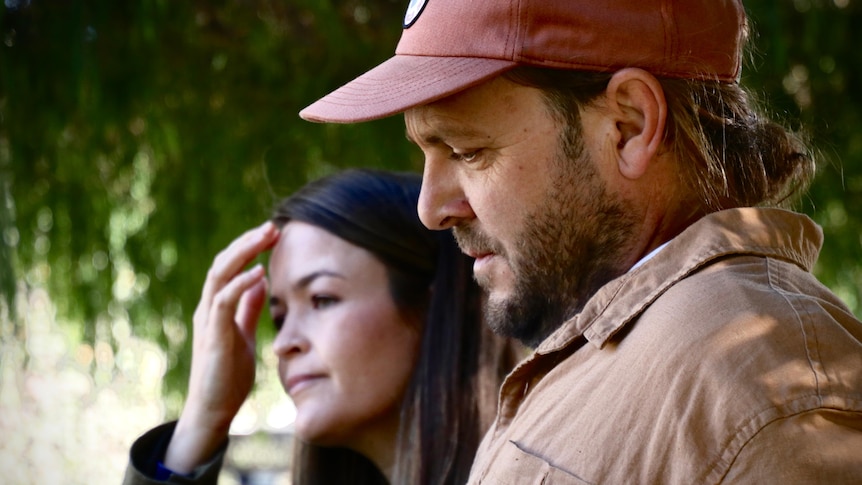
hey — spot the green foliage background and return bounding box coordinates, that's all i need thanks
[2,1,860,403]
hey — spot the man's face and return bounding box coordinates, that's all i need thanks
[406,77,637,347]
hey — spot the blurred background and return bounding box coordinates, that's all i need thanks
[1,1,860,483]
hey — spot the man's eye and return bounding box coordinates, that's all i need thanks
[451,150,480,162]
[311,295,338,309]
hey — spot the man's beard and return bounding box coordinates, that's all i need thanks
[455,131,638,348]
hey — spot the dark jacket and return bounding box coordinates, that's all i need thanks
[123,422,226,485]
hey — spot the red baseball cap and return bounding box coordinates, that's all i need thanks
[300,0,747,123]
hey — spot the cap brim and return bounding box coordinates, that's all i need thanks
[299,55,517,123]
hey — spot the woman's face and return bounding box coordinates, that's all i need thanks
[268,221,421,452]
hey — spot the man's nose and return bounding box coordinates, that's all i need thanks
[418,156,475,230]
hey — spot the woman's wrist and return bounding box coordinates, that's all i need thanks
[163,416,229,474]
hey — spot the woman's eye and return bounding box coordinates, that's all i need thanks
[272,314,285,331]
[311,295,338,310]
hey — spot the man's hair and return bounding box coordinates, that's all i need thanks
[504,66,815,212]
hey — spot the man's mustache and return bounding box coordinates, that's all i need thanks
[453,225,505,259]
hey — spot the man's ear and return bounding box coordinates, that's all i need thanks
[605,68,667,180]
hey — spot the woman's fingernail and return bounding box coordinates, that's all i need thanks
[260,221,276,236]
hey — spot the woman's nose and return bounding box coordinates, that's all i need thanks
[272,318,309,358]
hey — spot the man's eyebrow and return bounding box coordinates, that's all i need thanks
[405,125,487,145]
[268,270,345,306]
[405,129,444,145]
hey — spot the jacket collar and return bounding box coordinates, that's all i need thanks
[535,208,823,354]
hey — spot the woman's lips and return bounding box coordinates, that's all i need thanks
[285,374,325,396]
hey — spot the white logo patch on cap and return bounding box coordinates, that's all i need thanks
[403,0,428,28]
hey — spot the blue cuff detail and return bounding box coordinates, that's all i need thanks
[155,461,192,481]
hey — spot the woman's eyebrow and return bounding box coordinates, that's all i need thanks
[292,270,345,293]
[268,270,346,307]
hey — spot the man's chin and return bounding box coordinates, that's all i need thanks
[480,283,516,309]
[482,291,528,340]
[482,285,564,348]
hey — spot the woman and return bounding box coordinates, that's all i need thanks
[124,169,520,484]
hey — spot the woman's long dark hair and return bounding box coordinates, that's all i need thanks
[272,169,519,485]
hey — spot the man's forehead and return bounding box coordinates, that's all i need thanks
[404,112,489,146]
[404,79,532,143]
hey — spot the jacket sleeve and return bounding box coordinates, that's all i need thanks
[122,421,229,485]
[720,408,862,484]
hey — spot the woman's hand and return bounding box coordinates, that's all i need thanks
[164,221,280,474]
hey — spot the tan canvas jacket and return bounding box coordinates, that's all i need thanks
[468,208,862,484]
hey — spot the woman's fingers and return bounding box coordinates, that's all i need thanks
[185,265,265,420]
[202,221,278,302]
[208,264,266,339]
[195,221,279,329]
[236,276,268,341]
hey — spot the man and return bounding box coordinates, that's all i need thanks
[301,0,862,483]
